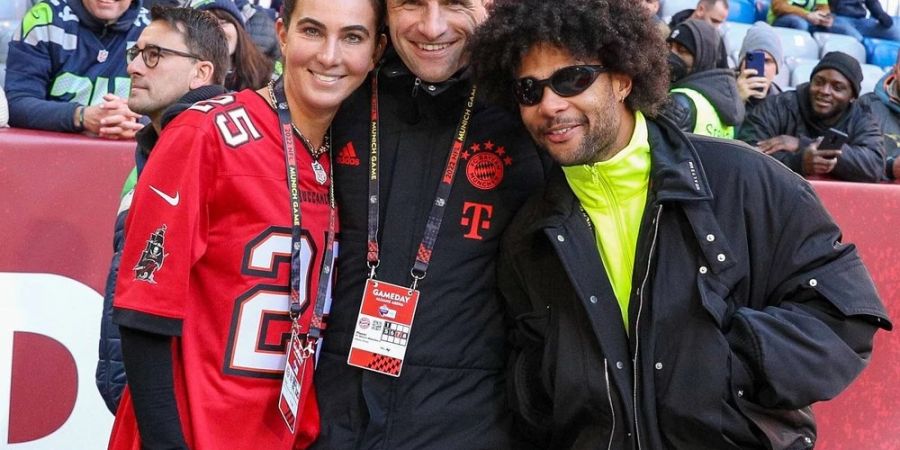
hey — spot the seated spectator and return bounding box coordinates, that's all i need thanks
[767,0,859,38]
[641,0,670,39]
[191,0,273,91]
[665,19,745,138]
[235,0,280,61]
[735,21,784,116]
[858,49,900,180]
[738,51,885,182]
[669,0,729,68]
[5,0,148,135]
[830,0,900,42]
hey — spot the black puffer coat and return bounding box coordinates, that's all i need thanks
[498,117,891,450]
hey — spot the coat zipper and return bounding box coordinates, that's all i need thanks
[411,77,422,97]
[604,358,615,450]
[632,204,662,450]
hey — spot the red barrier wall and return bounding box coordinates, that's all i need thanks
[0,128,897,447]
[809,180,900,450]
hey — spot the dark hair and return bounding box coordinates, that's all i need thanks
[282,0,385,31]
[150,6,230,85]
[209,9,274,91]
[469,0,670,116]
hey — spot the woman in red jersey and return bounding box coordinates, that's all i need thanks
[108,0,385,448]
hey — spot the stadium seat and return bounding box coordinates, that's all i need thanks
[860,64,887,94]
[723,21,754,61]
[727,0,757,24]
[815,33,867,66]
[0,0,28,21]
[863,37,900,68]
[788,58,820,87]
[773,27,820,60]
[661,0,697,19]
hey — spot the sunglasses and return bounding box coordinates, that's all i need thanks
[126,44,201,69]
[513,65,609,106]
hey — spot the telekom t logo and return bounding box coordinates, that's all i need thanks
[461,202,493,240]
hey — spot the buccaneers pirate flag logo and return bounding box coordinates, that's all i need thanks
[134,225,169,283]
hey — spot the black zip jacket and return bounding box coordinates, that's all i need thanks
[312,50,547,450]
[738,83,885,182]
[498,117,891,450]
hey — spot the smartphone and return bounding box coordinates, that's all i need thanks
[819,128,849,158]
[745,50,766,78]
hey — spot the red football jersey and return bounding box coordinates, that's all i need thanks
[110,89,337,450]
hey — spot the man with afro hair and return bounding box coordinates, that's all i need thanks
[470,0,890,448]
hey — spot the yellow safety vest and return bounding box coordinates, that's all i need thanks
[670,87,735,139]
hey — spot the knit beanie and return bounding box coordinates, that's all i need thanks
[668,23,697,58]
[739,21,784,74]
[812,51,863,97]
[189,0,245,28]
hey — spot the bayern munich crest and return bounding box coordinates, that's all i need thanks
[463,140,512,190]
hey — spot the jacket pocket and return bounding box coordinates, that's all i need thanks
[509,309,553,432]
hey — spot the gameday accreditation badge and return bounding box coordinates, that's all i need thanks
[348,279,420,377]
[278,324,308,433]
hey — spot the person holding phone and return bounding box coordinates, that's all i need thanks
[738,52,885,182]
[735,22,784,117]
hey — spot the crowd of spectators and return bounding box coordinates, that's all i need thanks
[2,0,900,182]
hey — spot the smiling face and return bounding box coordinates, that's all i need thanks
[387,0,489,83]
[516,43,633,166]
[83,0,132,22]
[809,68,854,122]
[278,0,385,116]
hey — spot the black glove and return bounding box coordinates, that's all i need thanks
[878,12,894,28]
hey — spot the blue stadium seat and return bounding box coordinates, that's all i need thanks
[661,0,697,20]
[788,58,820,87]
[773,27,820,60]
[863,37,900,68]
[0,0,28,21]
[723,21,754,63]
[861,64,888,94]
[727,0,757,24]
[815,32,867,66]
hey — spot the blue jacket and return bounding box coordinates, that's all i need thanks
[5,0,148,132]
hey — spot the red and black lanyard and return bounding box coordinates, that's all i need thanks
[273,77,336,344]
[365,71,477,289]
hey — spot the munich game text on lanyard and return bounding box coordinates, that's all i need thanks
[347,71,477,377]
[271,77,336,434]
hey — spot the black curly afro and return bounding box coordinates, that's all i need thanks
[469,0,669,116]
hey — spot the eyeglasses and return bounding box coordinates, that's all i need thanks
[513,65,609,106]
[126,44,201,69]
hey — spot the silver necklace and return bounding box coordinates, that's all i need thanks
[268,81,330,185]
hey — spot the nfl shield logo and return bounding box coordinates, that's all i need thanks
[97,49,108,63]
